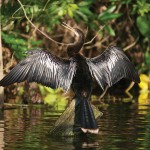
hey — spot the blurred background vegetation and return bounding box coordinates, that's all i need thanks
[1,0,150,105]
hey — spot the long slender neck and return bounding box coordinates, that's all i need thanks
[67,29,85,57]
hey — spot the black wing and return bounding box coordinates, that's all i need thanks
[86,46,140,90]
[0,48,76,91]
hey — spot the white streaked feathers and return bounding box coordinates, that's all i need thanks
[0,49,77,92]
[86,46,140,90]
[0,46,140,92]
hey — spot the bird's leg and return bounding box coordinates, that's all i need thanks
[98,86,109,102]
[125,81,135,93]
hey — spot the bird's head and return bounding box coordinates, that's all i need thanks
[62,22,85,57]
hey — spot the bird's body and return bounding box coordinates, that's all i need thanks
[70,54,98,133]
[72,54,92,96]
[0,23,140,134]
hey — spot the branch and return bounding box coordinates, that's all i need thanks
[84,25,105,45]
[124,35,139,51]
[17,0,70,45]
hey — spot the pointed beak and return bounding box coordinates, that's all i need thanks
[61,22,78,37]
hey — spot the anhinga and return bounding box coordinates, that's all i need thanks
[0,23,140,134]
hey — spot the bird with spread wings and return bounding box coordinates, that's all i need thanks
[0,23,140,134]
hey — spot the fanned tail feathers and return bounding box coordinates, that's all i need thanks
[75,97,99,134]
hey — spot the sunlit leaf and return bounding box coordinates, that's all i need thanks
[105,25,115,36]
[33,5,39,13]
[39,85,46,96]
[78,1,93,7]
[106,5,116,13]
[67,7,73,17]
[58,9,64,16]
[44,93,67,110]
[69,4,78,10]
[18,87,24,96]
[138,90,150,111]
[26,22,30,32]
[138,74,150,91]
[138,91,150,114]
[134,0,150,16]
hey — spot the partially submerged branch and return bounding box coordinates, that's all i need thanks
[50,100,102,136]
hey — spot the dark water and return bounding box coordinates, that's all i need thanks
[0,95,150,150]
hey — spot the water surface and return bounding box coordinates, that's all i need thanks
[0,95,150,150]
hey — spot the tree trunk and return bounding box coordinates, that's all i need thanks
[0,20,4,109]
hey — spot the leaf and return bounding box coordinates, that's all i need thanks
[79,7,93,16]
[106,6,116,13]
[75,10,88,22]
[33,5,39,13]
[58,9,64,16]
[145,51,150,65]
[78,1,93,7]
[44,93,67,110]
[138,74,150,90]
[26,22,30,32]
[136,0,150,16]
[138,92,149,104]
[67,4,78,17]
[30,40,42,46]
[98,5,122,22]
[136,15,150,37]
[105,25,115,36]
[39,85,46,96]
[69,4,78,10]
[67,7,73,17]
[98,12,122,21]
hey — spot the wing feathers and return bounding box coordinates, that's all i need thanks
[87,46,140,90]
[0,49,76,91]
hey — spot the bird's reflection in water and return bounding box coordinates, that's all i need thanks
[73,135,99,149]
[50,134,99,150]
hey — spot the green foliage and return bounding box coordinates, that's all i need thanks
[111,0,132,4]
[1,0,150,99]
[57,3,78,17]
[1,0,124,60]
[17,87,24,96]
[98,6,122,22]
[39,85,67,110]
[105,25,115,36]
[133,0,150,38]
[74,0,95,22]
[2,32,42,59]
[145,52,150,66]
[74,2,122,36]
[98,6,122,36]
[136,15,150,38]
[130,0,150,75]
[133,0,150,16]
[2,32,27,59]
